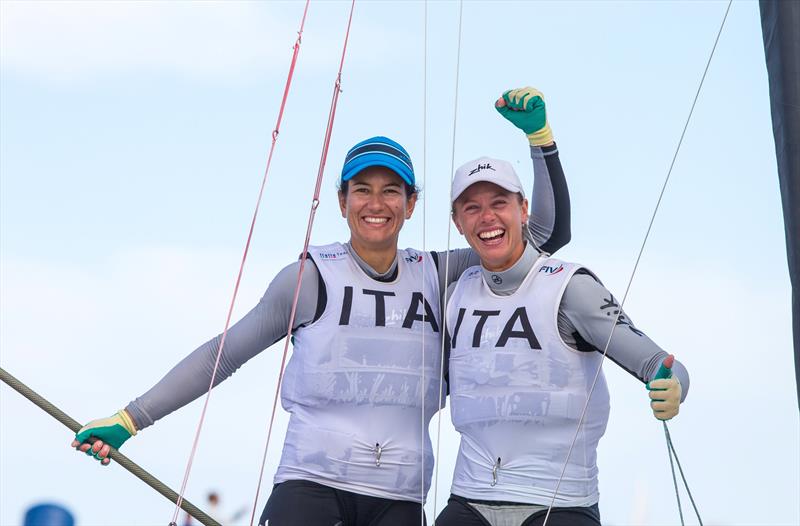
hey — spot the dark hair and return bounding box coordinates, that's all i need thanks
[339,178,419,199]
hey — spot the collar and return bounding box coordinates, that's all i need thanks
[481,242,539,296]
[345,242,399,282]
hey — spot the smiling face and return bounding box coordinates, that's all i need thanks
[338,166,417,256]
[452,181,529,272]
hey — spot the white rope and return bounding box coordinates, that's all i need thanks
[432,1,464,521]
[420,1,429,523]
[542,2,732,524]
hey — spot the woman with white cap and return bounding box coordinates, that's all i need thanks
[437,154,690,526]
[70,88,570,525]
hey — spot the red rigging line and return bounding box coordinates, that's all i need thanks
[169,2,311,525]
[274,1,311,141]
[249,2,356,525]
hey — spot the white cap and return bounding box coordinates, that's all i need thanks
[451,156,524,204]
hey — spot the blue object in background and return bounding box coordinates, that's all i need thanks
[23,504,75,526]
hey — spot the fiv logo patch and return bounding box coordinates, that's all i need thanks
[538,263,564,275]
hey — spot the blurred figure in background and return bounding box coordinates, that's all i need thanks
[183,491,247,526]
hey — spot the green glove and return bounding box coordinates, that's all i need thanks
[646,355,681,421]
[75,409,137,451]
[495,87,553,146]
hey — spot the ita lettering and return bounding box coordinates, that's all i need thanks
[338,286,439,332]
[450,307,541,349]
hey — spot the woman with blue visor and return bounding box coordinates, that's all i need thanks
[71,88,572,525]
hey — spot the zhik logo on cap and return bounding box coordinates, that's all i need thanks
[451,156,525,204]
[468,163,496,176]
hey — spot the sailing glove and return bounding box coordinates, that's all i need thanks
[647,377,682,420]
[495,87,554,146]
[74,409,137,464]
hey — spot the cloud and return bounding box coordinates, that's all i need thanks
[0,1,417,85]
[0,2,298,82]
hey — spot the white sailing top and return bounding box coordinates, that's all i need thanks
[446,256,610,506]
[275,242,445,502]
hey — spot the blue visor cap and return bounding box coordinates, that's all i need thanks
[341,136,415,186]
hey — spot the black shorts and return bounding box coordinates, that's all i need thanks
[435,494,601,526]
[259,479,426,526]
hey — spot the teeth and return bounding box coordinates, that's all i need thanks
[364,217,389,224]
[479,229,504,240]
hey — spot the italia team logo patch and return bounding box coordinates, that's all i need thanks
[539,263,564,275]
[318,250,348,260]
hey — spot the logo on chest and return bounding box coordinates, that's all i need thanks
[318,250,349,260]
[450,307,541,349]
[539,263,564,275]
[404,251,423,263]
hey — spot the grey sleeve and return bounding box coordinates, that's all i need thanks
[434,144,571,292]
[433,248,480,297]
[445,281,457,304]
[558,272,690,401]
[125,260,322,430]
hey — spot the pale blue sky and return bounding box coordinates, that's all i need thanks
[1,1,797,525]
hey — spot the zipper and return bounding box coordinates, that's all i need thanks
[491,457,501,486]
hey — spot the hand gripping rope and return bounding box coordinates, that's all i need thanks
[541,2,733,525]
[3,3,354,524]
[0,367,220,526]
[249,2,356,525]
[0,4,312,525]
[168,3,310,525]
[654,356,703,525]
